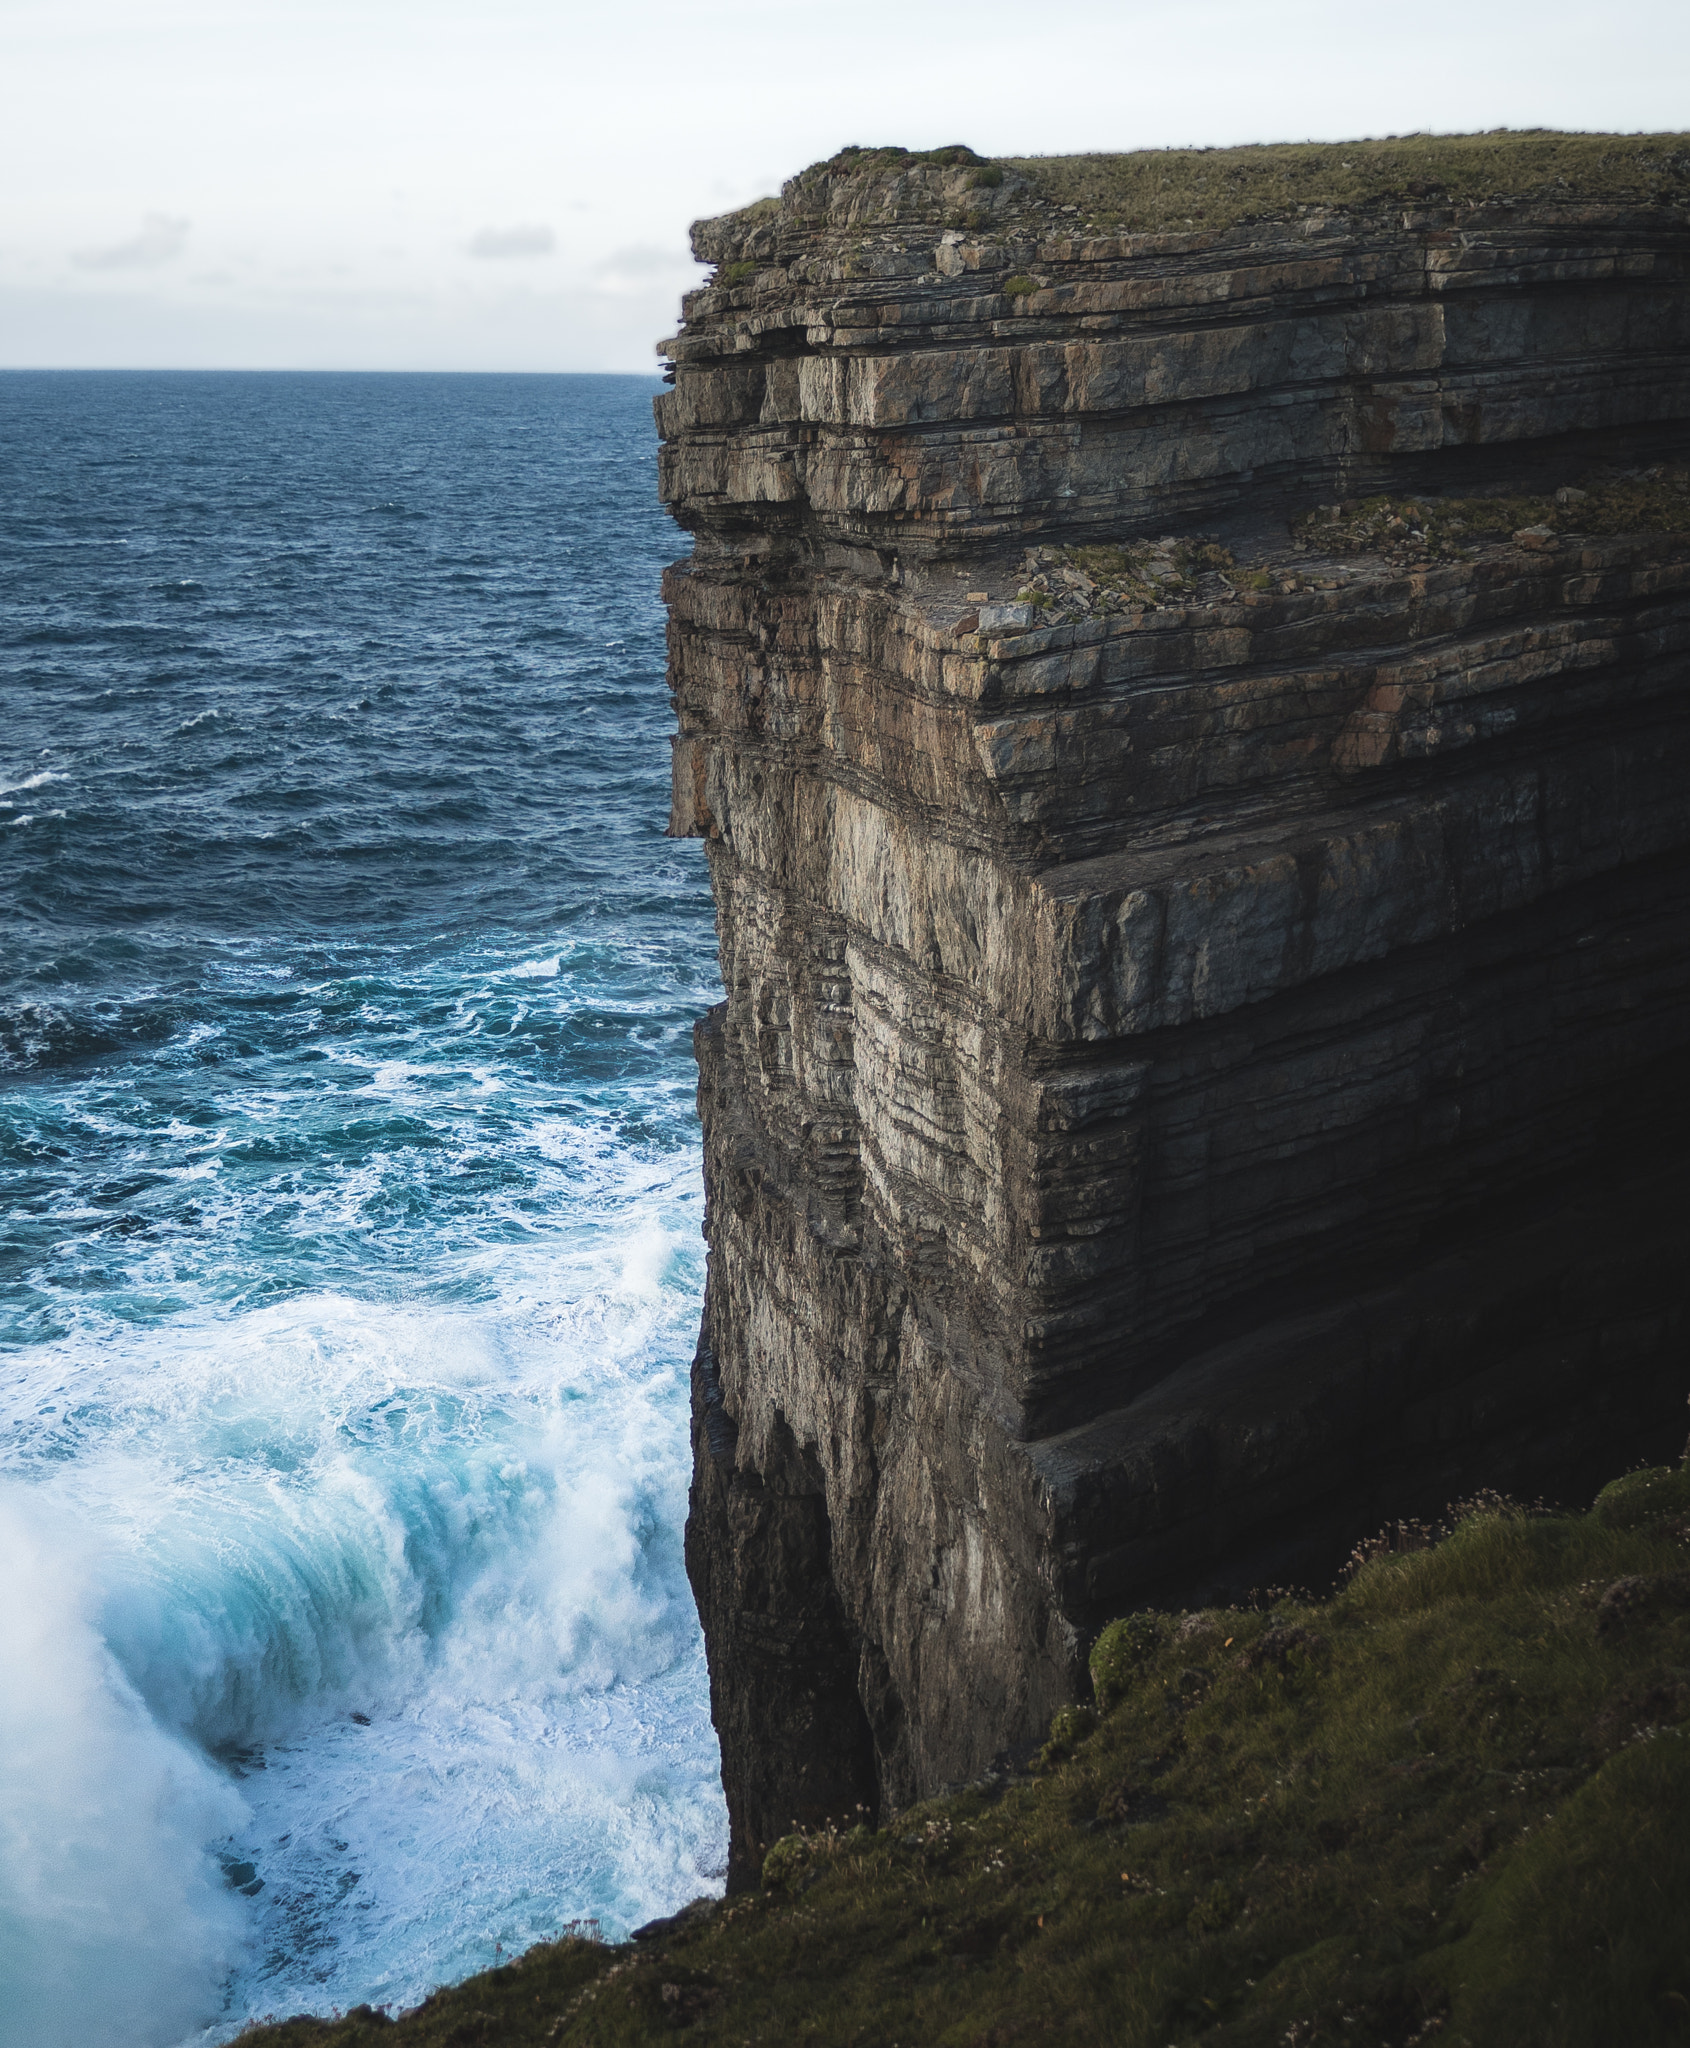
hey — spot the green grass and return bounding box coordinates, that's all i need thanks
[235,1461,1690,2047]
[1003,130,1690,232]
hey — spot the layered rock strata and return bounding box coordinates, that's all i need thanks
[657,148,1690,1885]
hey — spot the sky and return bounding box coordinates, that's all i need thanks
[1,0,1687,373]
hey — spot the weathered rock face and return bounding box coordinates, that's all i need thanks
[658,148,1690,1887]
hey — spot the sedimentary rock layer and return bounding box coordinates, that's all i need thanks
[658,146,1690,1884]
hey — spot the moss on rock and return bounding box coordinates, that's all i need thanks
[236,1457,1690,2046]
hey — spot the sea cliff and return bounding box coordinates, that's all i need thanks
[237,1458,1690,2047]
[656,134,1690,1886]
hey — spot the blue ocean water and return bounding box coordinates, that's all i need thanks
[0,372,724,2048]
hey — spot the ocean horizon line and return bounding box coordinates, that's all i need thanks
[0,364,668,379]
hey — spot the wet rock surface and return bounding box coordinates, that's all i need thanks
[659,144,1690,1882]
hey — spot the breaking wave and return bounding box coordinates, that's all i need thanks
[0,371,722,2044]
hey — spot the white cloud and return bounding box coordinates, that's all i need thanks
[596,243,693,278]
[593,242,700,297]
[467,224,554,259]
[73,212,189,270]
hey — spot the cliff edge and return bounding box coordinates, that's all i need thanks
[228,1458,1690,2047]
[656,133,1690,1886]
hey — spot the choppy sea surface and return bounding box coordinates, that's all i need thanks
[0,372,724,2048]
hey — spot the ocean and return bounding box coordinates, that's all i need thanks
[0,371,726,2048]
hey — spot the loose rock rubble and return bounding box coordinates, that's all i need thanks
[941,465,1690,638]
[1013,537,1238,620]
[1293,464,1690,568]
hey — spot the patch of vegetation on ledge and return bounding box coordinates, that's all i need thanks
[237,1457,1690,2047]
[1293,465,1690,566]
[1002,130,1690,232]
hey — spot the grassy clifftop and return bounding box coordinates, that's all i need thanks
[1000,130,1690,232]
[241,1458,1690,2047]
[694,131,1690,266]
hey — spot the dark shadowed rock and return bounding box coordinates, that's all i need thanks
[657,142,1690,1884]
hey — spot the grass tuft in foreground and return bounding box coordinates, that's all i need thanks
[237,1458,1690,2046]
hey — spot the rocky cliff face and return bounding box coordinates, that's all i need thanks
[656,144,1690,1886]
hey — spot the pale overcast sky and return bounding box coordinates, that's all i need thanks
[1,0,1685,372]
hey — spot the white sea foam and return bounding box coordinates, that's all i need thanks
[0,1490,250,2048]
[618,1218,682,1299]
[1,1203,724,2041]
[359,1058,430,1099]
